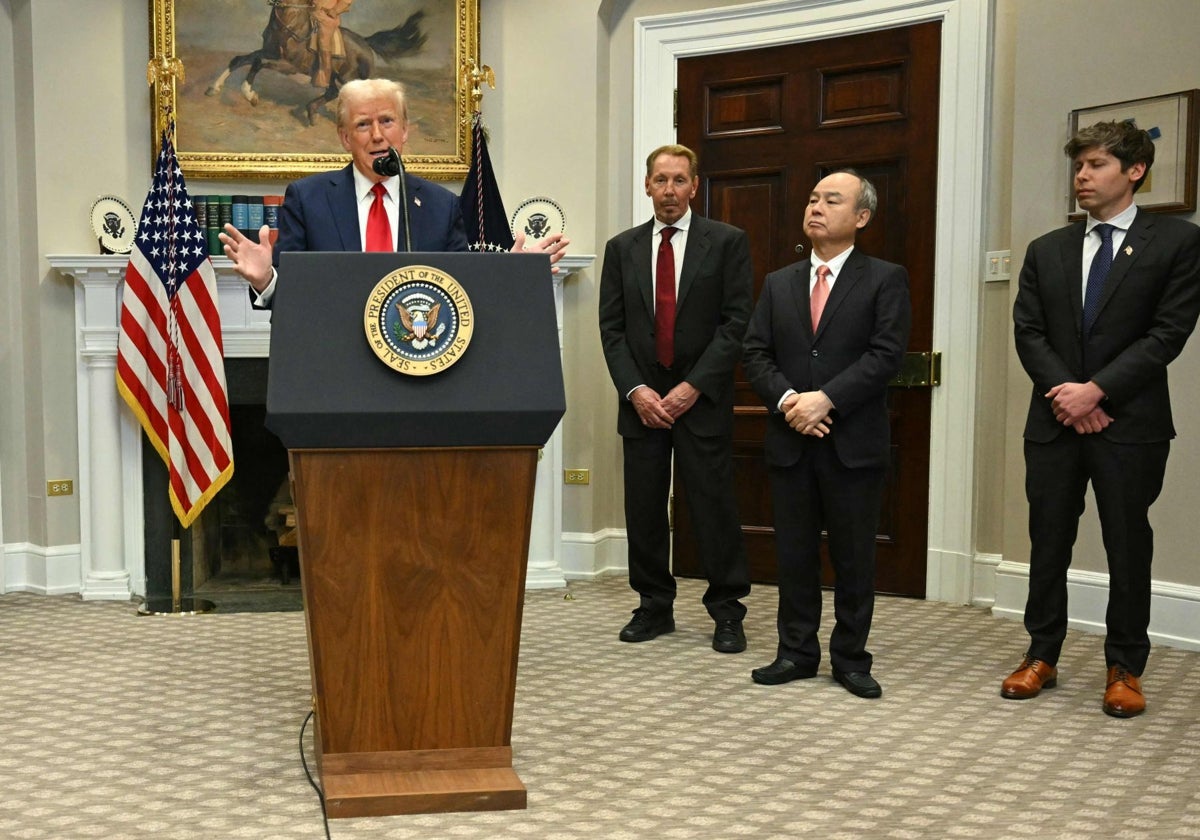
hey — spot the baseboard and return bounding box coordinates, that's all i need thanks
[2,542,83,596]
[993,559,1200,653]
[926,546,975,603]
[561,529,627,581]
[7,533,628,597]
[970,552,1003,608]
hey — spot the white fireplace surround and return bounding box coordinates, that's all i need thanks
[50,253,592,600]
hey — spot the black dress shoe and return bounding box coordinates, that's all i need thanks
[619,608,675,643]
[712,619,746,653]
[751,657,817,685]
[833,669,882,698]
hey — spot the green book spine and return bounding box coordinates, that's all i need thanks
[191,194,207,232]
[217,195,233,229]
[206,196,222,255]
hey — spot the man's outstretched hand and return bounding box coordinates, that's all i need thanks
[513,231,571,273]
[218,223,273,292]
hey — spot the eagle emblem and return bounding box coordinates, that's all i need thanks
[524,212,551,239]
[364,267,473,376]
[395,299,445,349]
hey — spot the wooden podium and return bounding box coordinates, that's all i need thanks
[266,253,565,818]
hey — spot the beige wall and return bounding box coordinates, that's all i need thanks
[972,0,1017,555]
[0,0,17,548]
[481,1,607,535]
[4,0,1200,593]
[1001,0,1200,582]
[1,0,44,547]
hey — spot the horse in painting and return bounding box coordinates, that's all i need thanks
[206,3,426,125]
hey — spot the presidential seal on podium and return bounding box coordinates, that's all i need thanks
[363,265,475,376]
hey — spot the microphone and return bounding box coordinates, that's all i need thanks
[369,146,413,251]
[794,243,805,255]
[372,146,403,177]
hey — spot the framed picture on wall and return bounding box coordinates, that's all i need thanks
[1067,89,1199,220]
[149,0,478,181]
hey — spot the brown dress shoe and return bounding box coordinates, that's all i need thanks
[1103,665,1146,718]
[1000,654,1058,699]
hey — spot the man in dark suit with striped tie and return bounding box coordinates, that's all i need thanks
[742,170,910,698]
[599,144,753,654]
[1004,121,1200,717]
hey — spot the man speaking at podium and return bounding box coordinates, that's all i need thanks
[218,78,567,306]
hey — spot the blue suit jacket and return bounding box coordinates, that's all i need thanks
[274,163,468,257]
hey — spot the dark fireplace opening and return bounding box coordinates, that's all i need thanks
[142,357,301,612]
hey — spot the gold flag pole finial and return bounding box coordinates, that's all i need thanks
[147,56,186,131]
[462,59,496,114]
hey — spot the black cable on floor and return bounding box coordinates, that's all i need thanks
[299,709,331,840]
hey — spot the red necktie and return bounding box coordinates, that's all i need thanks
[365,182,393,252]
[811,264,831,330]
[655,227,677,367]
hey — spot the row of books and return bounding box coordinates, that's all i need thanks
[190,195,285,255]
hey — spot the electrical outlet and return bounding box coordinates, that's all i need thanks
[564,469,590,485]
[984,249,1012,282]
[47,480,74,496]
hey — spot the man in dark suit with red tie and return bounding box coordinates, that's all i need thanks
[599,144,753,653]
[218,78,565,306]
[1004,121,1200,718]
[742,170,910,698]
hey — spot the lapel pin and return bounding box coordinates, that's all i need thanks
[1124,245,1133,256]
[413,196,422,207]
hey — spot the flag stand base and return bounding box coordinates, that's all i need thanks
[138,597,216,616]
[136,538,214,615]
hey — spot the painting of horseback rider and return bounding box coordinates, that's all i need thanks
[159,1,475,178]
[205,1,426,126]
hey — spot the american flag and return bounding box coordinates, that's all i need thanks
[116,122,233,528]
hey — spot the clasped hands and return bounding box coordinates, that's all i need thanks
[1046,381,1112,435]
[632,382,699,429]
[782,390,834,437]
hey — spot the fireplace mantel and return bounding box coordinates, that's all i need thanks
[50,253,593,600]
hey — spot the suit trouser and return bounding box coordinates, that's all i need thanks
[769,440,884,674]
[622,422,749,621]
[1023,434,1169,675]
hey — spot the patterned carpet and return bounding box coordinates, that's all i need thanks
[2,575,1200,839]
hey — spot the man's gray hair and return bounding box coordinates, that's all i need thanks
[830,168,878,216]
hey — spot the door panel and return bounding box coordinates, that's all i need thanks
[672,22,940,598]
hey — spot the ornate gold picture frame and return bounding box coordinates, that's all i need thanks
[150,0,478,181]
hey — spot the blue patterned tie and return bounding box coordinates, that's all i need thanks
[1082,223,1114,335]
